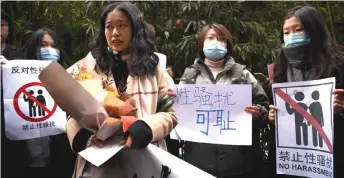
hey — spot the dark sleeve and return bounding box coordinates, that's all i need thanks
[124,120,153,149]
[3,45,17,60]
[244,70,269,113]
[71,128,93,153]
[252,83,269,114]
[262,78,274,104]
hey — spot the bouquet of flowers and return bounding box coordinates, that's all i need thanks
[39,61,137,141]
[73,69,138,140]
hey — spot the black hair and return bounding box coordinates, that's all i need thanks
[274,6,344,85]
[1,9,11,23]
[91,2,158,94]
[16,27,70,68]
[1,9,12,44]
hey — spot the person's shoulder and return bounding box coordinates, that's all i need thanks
[185,58,202,69]
[3,45,18,60]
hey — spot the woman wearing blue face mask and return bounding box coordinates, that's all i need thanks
[266,6,344,178]
[179,23,269,178]
[2,27,74,178]
[14,27,70,67]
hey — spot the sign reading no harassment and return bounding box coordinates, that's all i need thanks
[273,78,335,178]
[13,82,58,122]
[2,60,67,140]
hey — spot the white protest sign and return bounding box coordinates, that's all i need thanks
[272,77,335,178]
[2,60,67,140]
[155,52,167,70]
[121,144,216,178]
[170,84,252,145]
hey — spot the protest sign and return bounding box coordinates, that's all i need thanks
[170,84,252,145]
[79,141,215,178]
[272,77,335,178]
[2,60,66,140]
[121,144,216,178]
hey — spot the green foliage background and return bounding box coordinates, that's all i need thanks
[2,1,344,79]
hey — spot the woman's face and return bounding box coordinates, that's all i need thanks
[283,16,305,37]
[41,33,58,51]
[105,9,132,52]
[203,28,227,46]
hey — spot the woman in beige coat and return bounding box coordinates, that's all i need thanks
[66,2,177,178]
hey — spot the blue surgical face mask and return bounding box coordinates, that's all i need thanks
[283,33,311,47]
[203,41,228,60]
[40,47,60,61]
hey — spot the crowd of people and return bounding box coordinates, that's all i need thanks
[1,2,344,178]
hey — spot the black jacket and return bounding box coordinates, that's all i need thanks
[1,44,16,60]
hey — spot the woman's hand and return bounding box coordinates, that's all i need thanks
[120,120,152,149]
[91,135,105,148]
[120,135,133,148]
[0,55,8,65]
[91,134,134,148]
[244,105,261,120]
[333,89,344,113]
[168,89,176,100]
[268,105,278,121]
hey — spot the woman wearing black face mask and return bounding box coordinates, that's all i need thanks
[179,23,269,178]
[2,27,74,178]
[265,6,344,178]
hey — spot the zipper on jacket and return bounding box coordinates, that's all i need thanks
[215,71,227,83]
[202,64,218,84]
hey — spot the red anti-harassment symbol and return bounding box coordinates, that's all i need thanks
[13,82,57,122]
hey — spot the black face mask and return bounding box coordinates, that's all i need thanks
[282,43,310,68]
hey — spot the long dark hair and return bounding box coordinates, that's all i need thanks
[91,2,158,94]
[274,6,344,84]
[16,27,70,68]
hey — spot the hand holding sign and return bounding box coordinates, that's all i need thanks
[120,135,133,148]
[333,89,344,113]
[244,105,261,120]
[269,105,278,121]
[0,55,8,64]
[91,135,105,148]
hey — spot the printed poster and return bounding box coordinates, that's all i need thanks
[170,84,252,145]
[121,144,216,178]
[79,142,216,178]
[2,60,67,140]
[272,77,335,178]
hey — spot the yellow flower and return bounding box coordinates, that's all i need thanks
[106,90,120,98]
[76,73,93,80]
